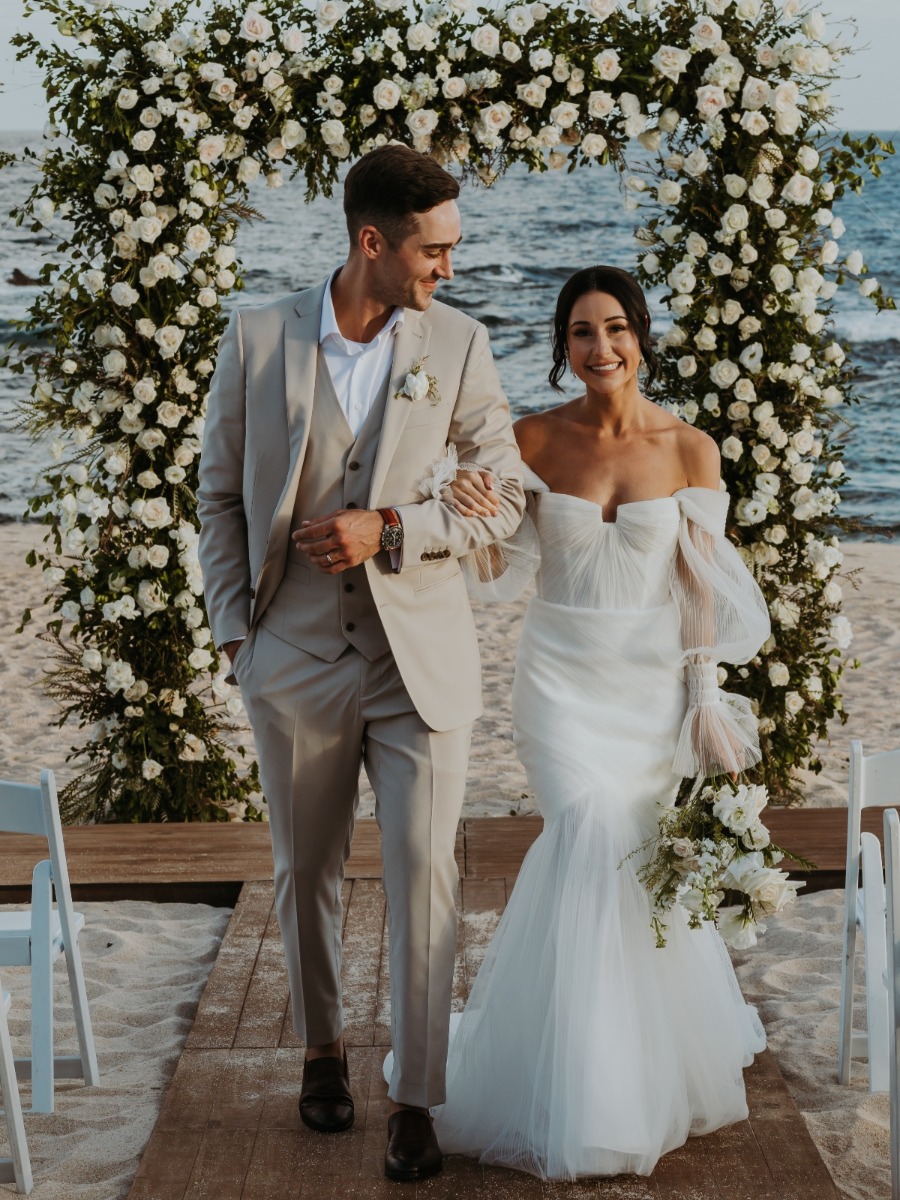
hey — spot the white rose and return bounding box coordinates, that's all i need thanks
[593,49,621,80]
[782,173,814,206]
[197,134,227,164]
[157,400,187,428]
[690,15,722,48]
[652,45,691,83]
[709,359,740,388]
[140,497,173,529]
[110,281,140,307]
[721,435,743,460]
[83,648,103,672]
[184,224,212,253]
[154,325,185,359]
[321,119,345,146]
[580,132,607,156]
[470,24,501,55]
[683,147,709,177]
[696,85,727,121]
[138,579,168,615]
[830,615,852,649]
[718,911,759,950]
[406,109,439,137]
[797,144,820,172]
[407,22,436,51]
[768,662,790,686]
[586,90,615,118]
[583,0,616,17]
[117,87,139,110]
[709,252,733,276]
[142,759,163,780]
[106,659,136,694]
[667,262,696,294]
[550,101,579,128]
[721,203,749,234]
[657,180,682,205]
[517,80,547,107]
[373,79,402,109]
[507,4,534,33]
[103,349,127,377]
[147,544,170,568]
[481,101,513,132]
[769,264,793,292]
[239,10,274,41]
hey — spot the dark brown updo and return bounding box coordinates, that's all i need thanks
[549,265,659,392]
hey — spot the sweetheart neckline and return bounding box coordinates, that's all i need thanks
[539,491,679,525]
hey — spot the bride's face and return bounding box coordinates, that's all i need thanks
[566,290,642,396]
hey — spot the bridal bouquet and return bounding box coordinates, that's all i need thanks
[636,779,808,950]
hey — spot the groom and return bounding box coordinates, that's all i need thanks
[197,144,524,1180]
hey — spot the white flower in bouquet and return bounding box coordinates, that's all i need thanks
[117,88,139,110]
[690,15,722,48]
[137,496,173,529]
[718,910,760,949]
[593,49,621,80]
[768,661,789,686]
[721,435,743,460]
[580,133,607,156]
[651,45,691,82]
[481,102,514,132]
[102,349,127,377]
[240,9,274,41]
[709,358,740,388]
[517,80,547,107]
[106,660,136,694]
[677,355,697,378]
[708,252,733,276]
[782,173,814,206]
[506,4,535,33]
[180,731,209,759]
[470,24,501,55]
[667,263,696,294]
[724,853,801,916]
[682,147,709,177]
[830,615,852,649]
[549,101,579,128]
[656,180,682,205]
[110,281,139,307]
[137,580,168,615]
[406,109,439,138]
[154,326,185,359]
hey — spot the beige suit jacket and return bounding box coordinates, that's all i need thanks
[197,279,526,731]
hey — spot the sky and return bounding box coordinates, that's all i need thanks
[0,0,896,133]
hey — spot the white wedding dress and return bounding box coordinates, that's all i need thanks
[387,472,772,1180]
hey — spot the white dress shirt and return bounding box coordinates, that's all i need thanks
[319,268,404,438]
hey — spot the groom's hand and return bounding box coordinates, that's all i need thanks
[294,508,384,573]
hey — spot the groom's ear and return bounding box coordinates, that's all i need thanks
[358,224,387,261]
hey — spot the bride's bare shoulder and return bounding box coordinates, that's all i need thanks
[675,421,721,488]
[514,403,576,450]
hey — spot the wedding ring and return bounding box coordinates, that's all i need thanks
[325,553,334,566]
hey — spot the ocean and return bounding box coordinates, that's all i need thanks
[1,128,897,531]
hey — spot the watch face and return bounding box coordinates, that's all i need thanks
[382,524,404,551]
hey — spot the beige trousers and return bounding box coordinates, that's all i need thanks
[234,623,471,1107]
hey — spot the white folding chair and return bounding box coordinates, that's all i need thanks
[883,809,900,1200]
[0,975,32,1194]
[0,769,98,1113]
[838,740,900,1091]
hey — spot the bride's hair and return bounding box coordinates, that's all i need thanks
[549,266,659,392]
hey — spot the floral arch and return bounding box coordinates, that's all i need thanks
[5,0,892,820]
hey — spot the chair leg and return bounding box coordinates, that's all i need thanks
[862,833,890,1093]
[0,995,33,1194]
[29,863,54,1114]
[838,911,858,1084]
[62,936,99,1088]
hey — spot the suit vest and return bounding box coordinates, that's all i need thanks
[258,349,391,662]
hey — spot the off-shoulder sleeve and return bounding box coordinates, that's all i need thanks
[670,488,772,780]
[458,465,545,602]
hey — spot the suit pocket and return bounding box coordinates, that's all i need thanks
[404,406,448,429]
[415,561,461,593]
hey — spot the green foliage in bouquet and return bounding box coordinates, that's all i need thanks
[1,0,893,819]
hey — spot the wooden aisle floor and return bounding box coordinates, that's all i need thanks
[126,877,840,1200]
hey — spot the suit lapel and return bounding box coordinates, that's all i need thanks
[368,310,429,507]
[253,283,324,622]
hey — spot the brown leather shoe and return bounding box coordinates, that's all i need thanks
[298,1049,354,1133]
[384,1109,443,1182]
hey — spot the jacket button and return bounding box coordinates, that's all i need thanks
[344,583,354,593]
[348,461,360,471]
[345,622,356,632]
[421,553,428,561]
[442,549,450,558]
[346,501,357,509]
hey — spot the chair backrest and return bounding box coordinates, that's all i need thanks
[847,742,900,891]
[0,770,76,929]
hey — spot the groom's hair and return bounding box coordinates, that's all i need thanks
[344,145,460,249]
[549,266,659,391]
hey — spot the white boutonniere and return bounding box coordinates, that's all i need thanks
[396,357,441,406]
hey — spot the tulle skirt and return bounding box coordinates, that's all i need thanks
[431,596,764,1179]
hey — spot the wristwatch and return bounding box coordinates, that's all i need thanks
[378,507,403,552]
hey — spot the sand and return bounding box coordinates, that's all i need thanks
[0,523,898,1197]
[0,900,231,1199]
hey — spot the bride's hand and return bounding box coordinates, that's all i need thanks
[447,469,500,518]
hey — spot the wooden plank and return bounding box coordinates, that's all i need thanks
[342,878,387,1048]
[182,1127,255,1200]
[204,1048,276,1131]
[155,1049,231,1132]
[127,1127,202,1200]
[465,816,543,880]
[234,907,291,1049]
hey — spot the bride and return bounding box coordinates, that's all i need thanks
[408,265,772,1180]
